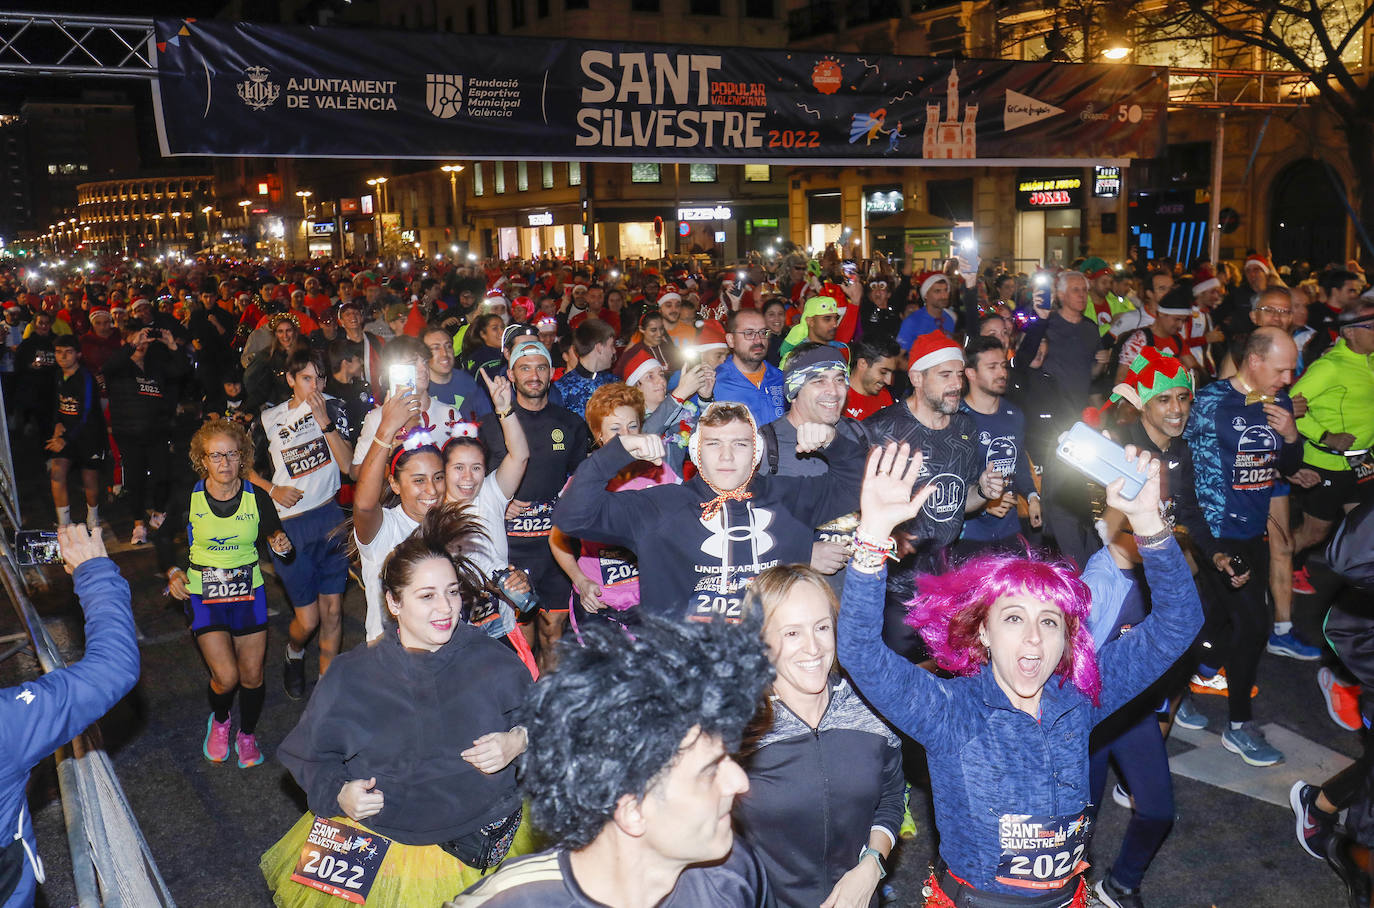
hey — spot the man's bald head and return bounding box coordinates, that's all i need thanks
[1241,326,1297,396]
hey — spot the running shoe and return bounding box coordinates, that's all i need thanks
[148,511,166,531]
[283,654,306,701]
[1094,874,1144,908]
[1189,668,1258,698]
[1111,783,1132,809]
[1291,780,1333,860]
[1268,630,1322,661]
[1293,566,1316,595]
[1221,722,1284,767]
[1174,697,1209,730]
[1325,832,1373,908]
[235,731,264,769]
[129,523,147,545]
[1318,667,1362,731]
[202,713,231,763]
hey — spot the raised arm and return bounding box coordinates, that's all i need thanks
[353,390,419,546]
[481,368,529,499]
[837,444,951,744]
[551,434,658,548]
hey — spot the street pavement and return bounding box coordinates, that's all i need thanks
[1,471,1361,906]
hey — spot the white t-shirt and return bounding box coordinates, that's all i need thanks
[259,397,344,518]
[351,397,471,468]
[1109,307,1154,340]
[455,474,512,575]
[356,506,419,641]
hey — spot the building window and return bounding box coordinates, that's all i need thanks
[517,161,529,191]
[466,7,477,30]
[689,0,721,13]
[511,0,525,27]
[688,163,717,183]
[537,0,549,15]
[631,163,661,183]
[494,162,506,194]
[743,164,771,182]
[542,161,554,189]
[568,162,582,185]
[473,163,484,196]
[486,0,499,31]
[631,0,659,9]
[743,0,773,16]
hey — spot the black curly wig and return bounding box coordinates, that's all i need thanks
[518,616,773,850]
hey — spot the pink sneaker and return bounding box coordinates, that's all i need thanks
[235,731,264,769]
[202,714,231,763]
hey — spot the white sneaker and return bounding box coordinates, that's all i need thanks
[130,524,147,545]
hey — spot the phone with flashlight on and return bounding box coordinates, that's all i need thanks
[389,363,417,400]
[1055,422,1147,500]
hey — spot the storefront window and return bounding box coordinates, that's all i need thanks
[517,161,529,191]
[744,164,771,182]
[568,162,582,185]
[631,163,661,183]
[494,162,506,194]
[688,163,717,183]
[542,161,554,189]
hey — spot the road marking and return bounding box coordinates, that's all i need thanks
[1169,723,1353,808]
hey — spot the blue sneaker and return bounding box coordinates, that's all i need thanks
[1175,696,1209,730]
[1222,722,1284,766]
[1268,630,1322,661]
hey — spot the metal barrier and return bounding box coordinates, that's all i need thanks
[0,373,175,905]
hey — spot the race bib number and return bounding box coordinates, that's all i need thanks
[282,436,331,478]
[688,592,743,624]
[200,565,254,604]
[599,546,639,586]
[506,500,555,538]
[1231,464,1275,491]
[290,817,391,904]
[995,812,1090,891]
[1351,454,1374,485]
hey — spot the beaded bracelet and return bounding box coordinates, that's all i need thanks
[850,530,896,572]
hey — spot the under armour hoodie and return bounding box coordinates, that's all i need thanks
[553,433,865,623]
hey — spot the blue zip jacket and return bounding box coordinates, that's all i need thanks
[836,538,1201,896]
[0,558,139,908]
[713,357,785,427]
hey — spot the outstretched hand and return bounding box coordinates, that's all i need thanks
[855,443,935,540]
[1105,444,1164,537]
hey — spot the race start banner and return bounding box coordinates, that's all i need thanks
[152,18,1167,164]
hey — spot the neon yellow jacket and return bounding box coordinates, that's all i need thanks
[1293,338,1374,471]
[1089,291,1134,337]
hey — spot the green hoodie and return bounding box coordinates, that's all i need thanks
[1293,338,1374,471]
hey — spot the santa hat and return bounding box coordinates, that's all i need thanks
[1244,254,1272,275]
[621,349,662,388]
[656,291,683,306]
[88,305,110,318]
[695,319,727,352]
[510,296,535,322]
[1192,264,1220,296]
[908,330,964,371]
[918,271,949,300]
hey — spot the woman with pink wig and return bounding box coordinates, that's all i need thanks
[837,442,1203,908]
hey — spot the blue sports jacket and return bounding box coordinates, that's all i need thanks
[836,538,1201,896]
[713,357,785,427]
[0,558,139,908]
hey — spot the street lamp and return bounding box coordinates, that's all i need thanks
[171,211,183,251]
[295,189,313,217]
[440,165,464,243]
[150,213,163,252]
[366,177,389,252]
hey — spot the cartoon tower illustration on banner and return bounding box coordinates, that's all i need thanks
[922,66,977,159]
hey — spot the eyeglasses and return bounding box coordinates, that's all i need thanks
[1255,307,1291,316]
[205,451,242,464]
[734,329,770,340]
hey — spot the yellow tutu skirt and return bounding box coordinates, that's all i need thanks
[260,805,538,907]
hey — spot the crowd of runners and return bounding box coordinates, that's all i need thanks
[4,242,1374,908]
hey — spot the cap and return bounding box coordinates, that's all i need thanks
[1192,264,1221,297]
[1155,287,1194,317]
[801,295,840,319]
[509,338,551,368]
[1079,257,1113,280]
[338,298,364,312]
[695,319,727,352]
[782,344,848,401]
[908,330,964,371]
[918,271,949,299]
[622,349,662,387]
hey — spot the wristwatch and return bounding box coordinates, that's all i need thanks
[857,846,887,880]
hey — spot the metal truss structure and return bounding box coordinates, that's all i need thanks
[0,12,155,78]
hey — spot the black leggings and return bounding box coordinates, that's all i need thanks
[1196,536,1271,724]
[114,432,171,519]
